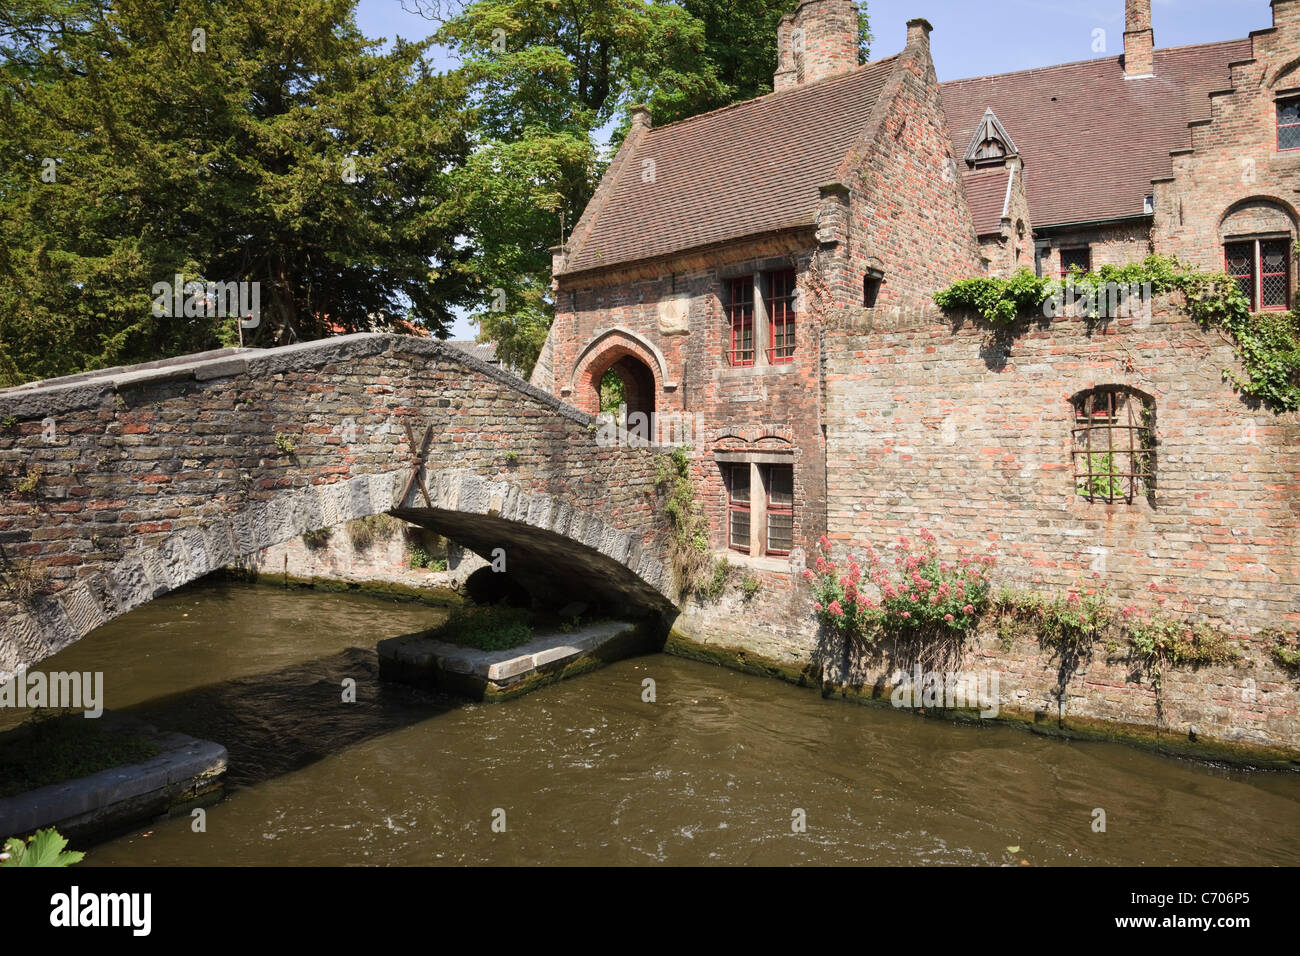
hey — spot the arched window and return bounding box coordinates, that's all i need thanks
[1220,200,1295,311]
[1071,386,1155,504]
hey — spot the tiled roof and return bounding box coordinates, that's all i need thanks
[942,39,1251,229]
[961,167,1012,236]
[447,340,499,364]
[560,55,900,275]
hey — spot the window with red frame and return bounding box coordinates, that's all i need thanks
[763,464,794,555]
[767,270,796,364]
[726,277,754,366]
[1060,247,1090,277]
[727,464,751,553]
[1225,238,1290,311]
[1278,97,1300,150]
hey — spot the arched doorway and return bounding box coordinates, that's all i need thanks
[596,353,656,422]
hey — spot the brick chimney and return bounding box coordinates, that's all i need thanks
[906,17,932,52]
[1124,0,1154,78]
[773,0,860,92]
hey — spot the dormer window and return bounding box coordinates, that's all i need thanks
[964,107,1018,169]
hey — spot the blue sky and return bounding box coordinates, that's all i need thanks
[352,0,1276,337]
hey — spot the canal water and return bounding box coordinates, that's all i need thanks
[20,580,1300,866]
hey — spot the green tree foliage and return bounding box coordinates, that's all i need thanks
[0,0,475,384]
[679,0,870,119]
[438,0,735,374]
[442,0,864,374]
[599,367,625,412]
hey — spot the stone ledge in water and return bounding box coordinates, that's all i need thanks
[0,712,227,841]
[377,619,655,700]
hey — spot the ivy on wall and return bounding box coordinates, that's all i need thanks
[932,256,1300,412]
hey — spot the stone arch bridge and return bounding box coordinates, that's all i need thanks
[0,335,678,680]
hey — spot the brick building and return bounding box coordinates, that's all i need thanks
[534,3,980,574]
[532,0,1299,754]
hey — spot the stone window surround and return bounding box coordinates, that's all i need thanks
[715,449,794,560]
[718,257,800,370]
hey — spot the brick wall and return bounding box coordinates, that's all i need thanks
[1039,221,1153,277]
[815,297,1298,753]
[823,300,1297,631]
[548,233,827,559]
[843,24,982,311]
[773,0,859,92]
[671,295,1298,757]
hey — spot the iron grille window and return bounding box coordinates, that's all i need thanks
[1060,247,1091,277]
[727,464,751,553]
[1278,97,1300,150]
[726,277,754,367]
[1071,387,1154,504]
[764,464,794,555]
[1224,238,1290,311]
[767,270,796,364]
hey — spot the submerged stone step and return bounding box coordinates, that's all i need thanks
[0,712,227,842]
[377,619,656,701]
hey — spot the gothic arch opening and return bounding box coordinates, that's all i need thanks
[595,352,656,422]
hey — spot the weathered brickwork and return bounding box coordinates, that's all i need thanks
[534,4,1300,758]
[824,300,1298,627]
[0,335,674,678]
[773,0,860,92]
[816,300,1298,753]
[840,20,981,311]
[244,521,487,595]
[545,18,978,573]
[548,234,826,562]
[1152,0,1300,277]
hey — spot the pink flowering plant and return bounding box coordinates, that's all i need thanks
[805,531,994,641]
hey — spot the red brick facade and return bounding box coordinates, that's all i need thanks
[540,2,1300,759]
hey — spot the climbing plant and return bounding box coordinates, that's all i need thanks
[653,446,713,598]
[933,256,1300,412]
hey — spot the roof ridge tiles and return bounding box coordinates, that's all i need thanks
[643,53,901,138]
[940,36,1248,89]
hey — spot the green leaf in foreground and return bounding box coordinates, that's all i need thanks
[1,828,85,867]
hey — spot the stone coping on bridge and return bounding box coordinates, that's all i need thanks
[0,713,227,841]
[0,333,593,426]
[377,619,657,701]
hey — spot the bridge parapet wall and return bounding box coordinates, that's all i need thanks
[0,335,672,677]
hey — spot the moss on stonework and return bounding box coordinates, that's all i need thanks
[663,629,821,687]
[667,629,1300,772]
[216,568,463,606]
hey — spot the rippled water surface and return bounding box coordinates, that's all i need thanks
[24,581,1300,866]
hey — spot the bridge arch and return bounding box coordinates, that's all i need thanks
[0,334,676,679]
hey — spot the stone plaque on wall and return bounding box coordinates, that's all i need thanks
[657,293,690,335]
